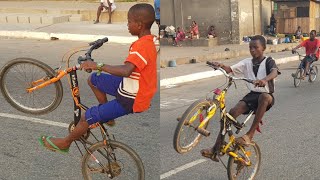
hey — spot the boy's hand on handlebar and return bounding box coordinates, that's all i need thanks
[208,61,222,68]
[253,79,267,87]
[80,61,97,70]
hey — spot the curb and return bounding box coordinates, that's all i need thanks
[160,44,298,67]
[0,30,137,44]
[160,56,299,87]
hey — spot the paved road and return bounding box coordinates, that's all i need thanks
[160,60,320,180]
[0,39,159,180]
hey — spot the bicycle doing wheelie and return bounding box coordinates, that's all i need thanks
[0,37,144,180]
[173,61,261,180]
[291,51,318,87]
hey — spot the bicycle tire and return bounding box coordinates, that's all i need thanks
[308,65,318,82]
[173,99,218,154]
[227,142,261,180]
[0,58,63,115]
[82,141,145,180]
[293,68,302,87]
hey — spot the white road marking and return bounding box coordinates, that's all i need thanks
[160,98,197,109]
[0,113,68,128]
[160,159,207,179]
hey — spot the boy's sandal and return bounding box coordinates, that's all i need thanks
[38,135,69,154]
[235,134,253,147]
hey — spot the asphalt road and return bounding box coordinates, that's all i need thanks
[160,60,320,180]
[0,38,160,180]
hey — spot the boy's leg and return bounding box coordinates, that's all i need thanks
[201,101,249,158]
[41,113,89,150]
[87,73,123,125]
[40,99,131,151]
[94,5,104,24]
[107,6,112,24]
[243,93,273,141]
[88,75,107,104]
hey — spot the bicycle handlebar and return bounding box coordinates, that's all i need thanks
[206,61,254,84]
[77,37,109,73]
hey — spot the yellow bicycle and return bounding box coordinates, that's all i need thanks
[173,61,261,179]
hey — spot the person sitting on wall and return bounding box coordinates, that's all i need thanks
[173,27,186,46]
[94,0,116,24]
[207,25,216,38]
[295,26,303,39]
[189,21,199,39]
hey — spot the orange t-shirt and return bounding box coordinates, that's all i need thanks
[118,35,157,112]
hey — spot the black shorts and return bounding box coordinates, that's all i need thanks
[240,91,274,114]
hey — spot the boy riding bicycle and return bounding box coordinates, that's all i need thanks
[292,30,320,80]
[201,35,280,159]
[39,3,157,153]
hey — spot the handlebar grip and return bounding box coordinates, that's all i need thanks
[89,37,109,46]
[206,61,214,66]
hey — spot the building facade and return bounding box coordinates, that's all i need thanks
[161,0,273,44]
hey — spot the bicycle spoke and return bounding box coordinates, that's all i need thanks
[84,143,142,180]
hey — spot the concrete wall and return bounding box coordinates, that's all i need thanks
[161,0,232,44]
[238,0,272,38]
[161,0,175,26]
[161,0,272,45]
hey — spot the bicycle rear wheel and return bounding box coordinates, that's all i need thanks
[0,58,63,115]
[227,142,261,180]
[82,141,145,180]
[173,99,218,154]
[293,68,302,87]
[308,65,318,82]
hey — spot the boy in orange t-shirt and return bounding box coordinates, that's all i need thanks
[38,3,157,153]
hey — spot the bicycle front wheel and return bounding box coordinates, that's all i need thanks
[293,68,302,87]
[0,58,63,115]
[227,142,261,180]
[173,99,218,154]
[309,65,318,82]
[82,141,145,180]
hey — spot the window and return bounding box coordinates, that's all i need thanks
[297,7,309,17]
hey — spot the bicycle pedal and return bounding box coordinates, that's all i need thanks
[197,128,210,137]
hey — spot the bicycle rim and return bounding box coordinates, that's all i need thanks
[293,68,302,87]
[227,143,261,180]
[82,141,144,180]
[173,100,212,153]
[309,66,318,82]
[0,58,63,114]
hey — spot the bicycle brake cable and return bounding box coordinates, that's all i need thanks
[205,76,228,99]
[218,155,228,170]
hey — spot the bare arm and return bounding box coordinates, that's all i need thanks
[292,44,302,51]
[313,46,319,55]
[254,69,278,87]
[81,61,135,77]
[263,69,278,81]
[210,62,232,74]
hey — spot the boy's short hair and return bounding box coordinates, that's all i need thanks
[251,35,266,49]
[129,3,155,29]
[311,30,317,34]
